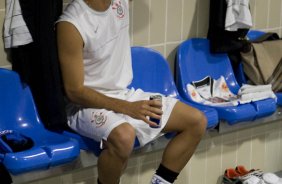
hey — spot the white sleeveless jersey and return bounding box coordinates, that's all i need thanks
[57,0,132,94]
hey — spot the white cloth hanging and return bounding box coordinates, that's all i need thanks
[4,0,33,48]
[225,0,253,31]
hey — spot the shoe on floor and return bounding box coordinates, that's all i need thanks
[236,165,263,178]
[222,168,243,184]
[242,175,266,184]
[262,173,282,184]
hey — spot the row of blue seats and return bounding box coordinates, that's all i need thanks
[0,30,280,175]
[0,46,218,175]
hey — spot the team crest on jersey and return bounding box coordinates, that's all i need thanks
[112,0,125,18]
[91,112,107,127]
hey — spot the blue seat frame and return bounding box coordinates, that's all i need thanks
[63,46,219,156]
[0,68,80,174]
[236,30,282,106]
[176,38,276,125]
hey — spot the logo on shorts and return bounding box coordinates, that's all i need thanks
[112,0,125,18]
[91,112,107,127]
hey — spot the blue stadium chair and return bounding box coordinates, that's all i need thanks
[63,46,219,156]
[0,68,80,174]
[176,38,276,125]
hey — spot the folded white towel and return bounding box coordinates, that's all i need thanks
[237,84,276,104]
[239,84,273,94]
[239,91,276,104]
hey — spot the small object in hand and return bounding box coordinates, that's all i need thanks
[149,95,162,128]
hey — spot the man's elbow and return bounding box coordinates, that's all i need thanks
[65,86,84,103]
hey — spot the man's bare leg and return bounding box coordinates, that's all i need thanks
[161,101,207,172]
[98,123,136,184]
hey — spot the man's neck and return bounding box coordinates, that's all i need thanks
[84,0,112,12]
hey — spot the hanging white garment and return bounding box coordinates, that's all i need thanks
[4,0,33,48]
[225,0,253,31]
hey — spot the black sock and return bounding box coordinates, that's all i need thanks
[155,164,179,183]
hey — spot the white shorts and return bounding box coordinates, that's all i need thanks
[66,88,178,147]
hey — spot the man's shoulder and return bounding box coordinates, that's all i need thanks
[61,0,86,19]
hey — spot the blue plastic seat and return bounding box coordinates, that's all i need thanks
[0,68,80,174]
[129,46,218,129]
[176,38,276,125]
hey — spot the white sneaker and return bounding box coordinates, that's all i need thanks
[262,173,282,184]
[242,175,266,184]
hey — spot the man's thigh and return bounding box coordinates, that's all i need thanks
[162,101,205,133]
[68,108,127,142]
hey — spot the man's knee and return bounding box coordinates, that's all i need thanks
[107,123,136,161]
[190,110,207,137]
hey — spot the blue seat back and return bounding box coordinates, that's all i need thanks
[129,47,179,98]
[0,69,44,132]
[0,68,80,174]
[247,30,266,41]
[176,38,240,100]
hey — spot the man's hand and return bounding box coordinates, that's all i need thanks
[124,100,163,127]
